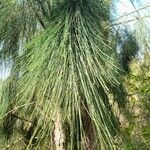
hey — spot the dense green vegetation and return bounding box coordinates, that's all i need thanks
[0,0,149,149]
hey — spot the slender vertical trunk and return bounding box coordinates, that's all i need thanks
[54,112,65,150]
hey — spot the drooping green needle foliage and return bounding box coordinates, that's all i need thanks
[11,1,120,149]
[0,1,44,143]
[0,0,41,60]
[0,0,42,117]
[2,0,150,149]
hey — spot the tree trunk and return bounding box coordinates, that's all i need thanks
[54,112,65,150]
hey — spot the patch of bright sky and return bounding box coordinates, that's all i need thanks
[0,63,11,80]
[115,0,150,59]
[114,0,150,29]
